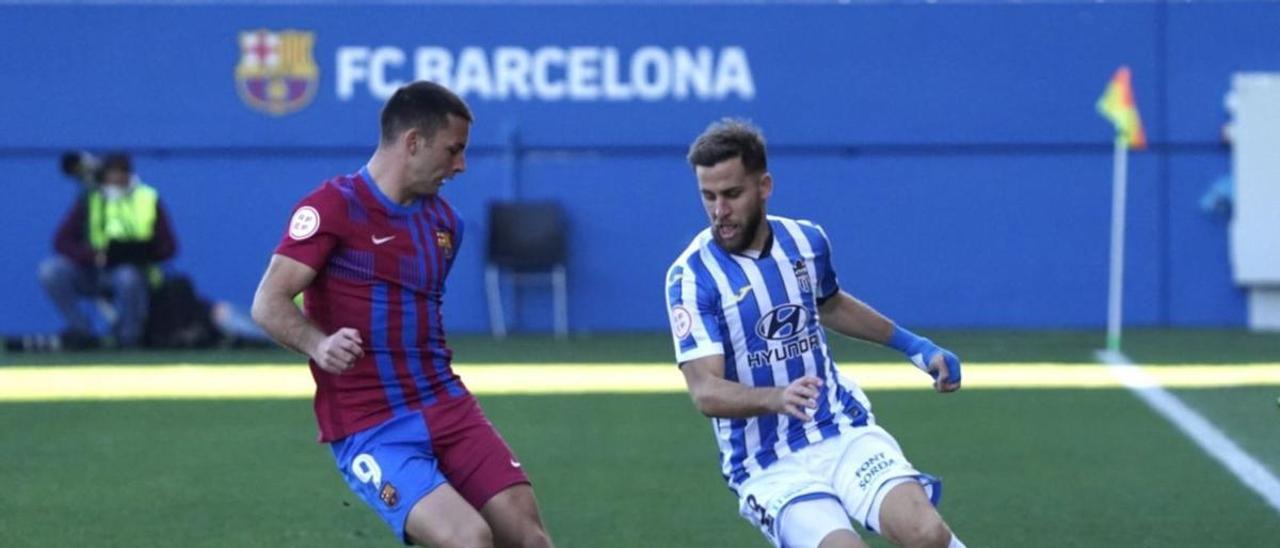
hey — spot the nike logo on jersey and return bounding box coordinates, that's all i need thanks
[731,285,752,304]
[371,235,396,245]
[510,459,522,468]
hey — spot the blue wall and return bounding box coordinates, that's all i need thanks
[1,1,1272,334]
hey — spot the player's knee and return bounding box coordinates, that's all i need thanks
[490,514,551,548]
[513,527,553,548]
[818,528,868,548]
[408,514,492,548]
[896,516,951,548]
[463,524,495,548]
[431,521,493,548]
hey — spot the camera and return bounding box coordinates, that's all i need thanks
[61,150,134,190]
[60,150,103,187]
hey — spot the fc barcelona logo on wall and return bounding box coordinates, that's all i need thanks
[235,29,318,116]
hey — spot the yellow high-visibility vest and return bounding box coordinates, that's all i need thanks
[87,184,159,251]
[86,183,164,286]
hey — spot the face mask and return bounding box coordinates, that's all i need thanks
[101,185,125,201]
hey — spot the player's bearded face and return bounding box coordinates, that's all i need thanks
[713,191,764,253]
[696,159,770,253]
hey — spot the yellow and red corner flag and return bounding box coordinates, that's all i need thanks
[1096,66,1147,150]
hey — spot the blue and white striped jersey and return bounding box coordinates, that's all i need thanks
[666,215,873,491]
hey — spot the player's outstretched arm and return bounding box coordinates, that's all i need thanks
[818,290,961,393]
[680,355,822,421]
[251,254,363,374]
[817,290,895,343]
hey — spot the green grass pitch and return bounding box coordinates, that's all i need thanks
[2,330,1278,546]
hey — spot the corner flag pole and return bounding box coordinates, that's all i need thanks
[1096,65,1145,353]
[1106,136,1128,352]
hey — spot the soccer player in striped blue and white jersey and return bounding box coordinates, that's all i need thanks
[666,119,968,548]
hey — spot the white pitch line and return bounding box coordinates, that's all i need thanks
[1097,349,1280,515]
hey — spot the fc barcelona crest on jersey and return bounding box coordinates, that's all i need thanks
[793,260,812,294]
[379,482,399,507]
[435,230,454,260]
[235,29,318,116]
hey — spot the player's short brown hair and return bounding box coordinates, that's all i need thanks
[380,81,473,144]
[686,118,767,174]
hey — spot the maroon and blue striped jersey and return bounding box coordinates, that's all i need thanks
[275,166,467,442]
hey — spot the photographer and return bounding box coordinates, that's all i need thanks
[38,152,177,349]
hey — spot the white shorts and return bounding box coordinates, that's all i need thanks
[737,425,941,547]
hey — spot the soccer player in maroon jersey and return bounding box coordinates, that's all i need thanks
[251,81,553,548]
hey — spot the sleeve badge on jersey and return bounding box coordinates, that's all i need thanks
[671,305,693,340]
[289,206,320,240]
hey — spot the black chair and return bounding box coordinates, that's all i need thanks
[485,201,568,338]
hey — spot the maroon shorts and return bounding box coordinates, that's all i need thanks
[423,394,530,509]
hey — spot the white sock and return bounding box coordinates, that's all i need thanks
[949,534,967,548]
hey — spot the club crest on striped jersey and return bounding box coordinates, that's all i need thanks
[435,230,454,259]
[755,304,808,341]
[793,259,812,294]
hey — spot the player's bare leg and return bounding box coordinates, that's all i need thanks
[404,483,493,548]
[875,482,959,548]
[819,529,870,548]
[480,484,553,548]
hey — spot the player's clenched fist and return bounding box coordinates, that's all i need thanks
[774,375,823,422]
[927,350,962,394]
[311,327,364,374]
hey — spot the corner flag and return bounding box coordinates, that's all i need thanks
[1097,66,1146,353]
[1097,66,1147,150]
